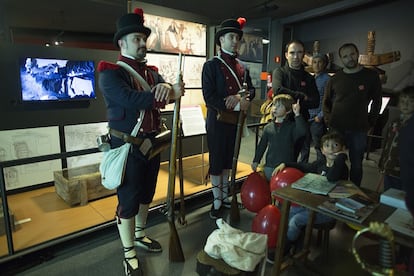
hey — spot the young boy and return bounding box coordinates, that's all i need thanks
[251,94,307,181]
[268,131,349,263]
[378,87,414,191]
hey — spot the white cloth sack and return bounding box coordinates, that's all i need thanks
[99,108,145,190]
[99,142,131,190]
[204,218,267,272]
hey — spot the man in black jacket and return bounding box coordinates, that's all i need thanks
[272,40,319,162]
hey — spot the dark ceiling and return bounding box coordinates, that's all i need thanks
[3,0,349,34]
[1,0,386,46]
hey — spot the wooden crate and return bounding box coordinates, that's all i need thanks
[54,163,116,206]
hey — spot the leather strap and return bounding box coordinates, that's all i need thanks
[109,128,144,145]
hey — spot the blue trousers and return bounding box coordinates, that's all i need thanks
[342,130,367,186]
[116,146,160,218]
[287,206,334,241]
[300,121,326,162]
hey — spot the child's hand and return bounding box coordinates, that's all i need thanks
[251,162,258,171]
[292,99,300,116]
[272,163,286,176]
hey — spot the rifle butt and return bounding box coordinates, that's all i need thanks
[168,221,185,262]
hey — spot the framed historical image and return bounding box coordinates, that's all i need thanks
[244,61,263,89]
[145,14,207,56]
[147,53,204,89]
[182,56,205,88]
[239,33,263,62]
[146,53,179,85]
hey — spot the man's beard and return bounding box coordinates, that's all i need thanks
[344,60,357,69]
[136,47,147,61]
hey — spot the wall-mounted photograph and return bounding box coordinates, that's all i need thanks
[146,53,204,89]
[145,14,207,56]
[238,33,264,62]
[244,61,263,89]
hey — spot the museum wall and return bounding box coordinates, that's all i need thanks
[268,0,414,91]
[0,44,116,131]
[0,42,206,189]
[0,1,213,133]
[0,4,212,192]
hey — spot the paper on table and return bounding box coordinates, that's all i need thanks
[291,173,336,195]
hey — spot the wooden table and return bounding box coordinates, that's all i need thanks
[271,186,413,276]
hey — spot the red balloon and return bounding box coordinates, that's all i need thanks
[252,204,281,248]
[241,172,271,212]
[270,167,304,207]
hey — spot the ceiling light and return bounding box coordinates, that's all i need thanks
[262,38,270,45]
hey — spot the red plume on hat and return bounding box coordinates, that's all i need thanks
[237,17,246,29]
[113,7,151,48]
[134,8,144,22]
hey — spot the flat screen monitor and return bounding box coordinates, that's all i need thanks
[19,57,96,101]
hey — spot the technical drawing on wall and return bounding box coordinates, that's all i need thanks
[64,122,107,168]
[0,126,61,190]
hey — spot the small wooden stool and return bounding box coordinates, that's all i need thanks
[313,220,336,258]
[196,250,260,276]
[196,250,241,276]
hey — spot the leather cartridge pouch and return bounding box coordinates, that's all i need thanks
[109,127,171,159]
[147,130,172,160]
[216,109,239,125]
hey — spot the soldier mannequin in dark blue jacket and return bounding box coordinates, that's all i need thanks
[98,8,184,276]
[202,17,255,219]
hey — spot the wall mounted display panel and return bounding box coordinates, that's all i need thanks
[243,61,262,89]
[146,53,179,86]
[181,89,205,107]
[0,127,61,190]
[238,33,263,63]
[64,122,107,168]
[180,105,206,137]
[145,14,207,56]
[146,54,204,89]
[19,57,96,102]
[182,56,205,89]
[162,89,205,112]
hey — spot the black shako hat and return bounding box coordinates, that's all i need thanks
[113,8,151,48]
[215,17,246,46]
